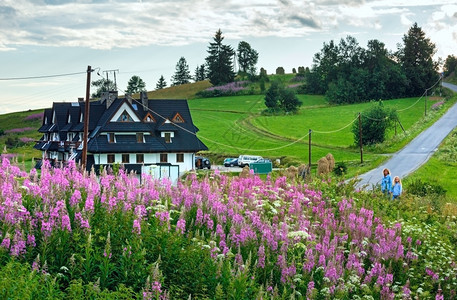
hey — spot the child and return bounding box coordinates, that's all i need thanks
[381,168,392,197]
[392,176,402,200]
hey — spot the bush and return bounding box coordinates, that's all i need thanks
[275,67,285,75]
[351,101,398,146]
[407,178,447,197]
[333,161,347,176]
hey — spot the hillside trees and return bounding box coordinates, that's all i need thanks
[443,55,457,77]
[396,22,439,97]
[91,79,116,98]
[205,29,235,85]
[305,24,439,103]
[237,41,259,76]
[172,57,192,86]
[156,75,167,90]
[264,81,302,113]
[125,75,146,94]
[194,64,206,82]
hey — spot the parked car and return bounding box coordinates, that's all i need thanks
[237,155,263,168]
[195,156,211,169]
[224,158,238,167]
[254,158,271,164]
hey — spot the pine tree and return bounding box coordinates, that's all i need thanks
[205,29,235,86]
[156,75,167,90]
[397,23,439,97]
[171,57,192,86]
[194,64,206,82]
[125,75,146,94]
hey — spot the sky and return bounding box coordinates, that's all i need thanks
[0,0,456,114]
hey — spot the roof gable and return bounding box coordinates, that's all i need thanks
[109,101,141,123]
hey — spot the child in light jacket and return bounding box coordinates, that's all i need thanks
[381,168,392,197]
[392,176,402,200]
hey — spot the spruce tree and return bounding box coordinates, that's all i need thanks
[205,29,235,86]
[397,23,439,96]
[171,57,192,86]
[156,75,167,90]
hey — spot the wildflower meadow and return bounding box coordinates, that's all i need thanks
[0,157,456,299]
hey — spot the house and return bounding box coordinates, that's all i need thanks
[34,91,208,181]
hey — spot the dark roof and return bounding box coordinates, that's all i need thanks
[35,96,207,154]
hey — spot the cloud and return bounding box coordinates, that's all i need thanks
[0,0,455,55]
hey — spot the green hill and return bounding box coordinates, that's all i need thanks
[2,76,457,198]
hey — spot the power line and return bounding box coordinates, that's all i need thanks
[0,71,87,81]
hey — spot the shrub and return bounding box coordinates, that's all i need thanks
[407,178,447,197]
[352,101,398,146]
[333,161,347,176]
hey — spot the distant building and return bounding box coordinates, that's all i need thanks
[34,91,208,181]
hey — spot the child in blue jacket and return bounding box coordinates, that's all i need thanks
[381,168,392,197]
[392,176,402,200]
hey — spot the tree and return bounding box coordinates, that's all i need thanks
[125,75,146,94]
[278,88,302,113]
[237,41,259,76]
[396,23,439,97]
[352,101,398,146]
[443,55,457,77]
[171,57,192,86]
[264,81,281,112]
[264,81,302,113]
[194,64,206,82]
[156,75,167,90]
[205,29,235,85]
[91,79,116,98]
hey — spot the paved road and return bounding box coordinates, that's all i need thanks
[356,82,457,189]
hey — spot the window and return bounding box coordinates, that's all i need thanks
[122,154,130,163]
[136,133,144,143]
[107,154,115,163]
[143,113,155,123]
[164,132,171,143]
[160,153,168,163]
[172,113,185,123]
[117,110,134,122]
[136,154,144,163]
[107,133,115,143]
[176,153,184,163]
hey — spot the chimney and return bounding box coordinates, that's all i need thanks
[101,91,118,109]
[140,91,148,109]
[78,97,84,102]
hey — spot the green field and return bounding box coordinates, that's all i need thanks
[1,76,456,186]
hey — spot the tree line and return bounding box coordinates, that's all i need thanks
[91,23,457,106]
[303,23,453,104]
[91,29,259,97]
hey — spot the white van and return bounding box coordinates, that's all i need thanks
[237,155,263,167]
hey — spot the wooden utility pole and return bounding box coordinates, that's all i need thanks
[308,129,312,173]
[424,89,427,116]
[358,112,363,163]
[81,65,92,169]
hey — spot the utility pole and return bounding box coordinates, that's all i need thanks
[103,69,119,91]
[308,129,312,174]
[425,89,428,116]
[81,65,92,169]
[358,112,363,164]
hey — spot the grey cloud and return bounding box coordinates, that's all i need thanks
[290,14,320,29]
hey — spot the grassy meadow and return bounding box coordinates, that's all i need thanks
[1,75,457,194]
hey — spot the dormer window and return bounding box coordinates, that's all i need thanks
[107,132,115,143]
[164,132,171,143]
[117,110,133,122]
[172,113,185,123]
[143,113,155,123]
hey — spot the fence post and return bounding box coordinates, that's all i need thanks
[358,113,363,164]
